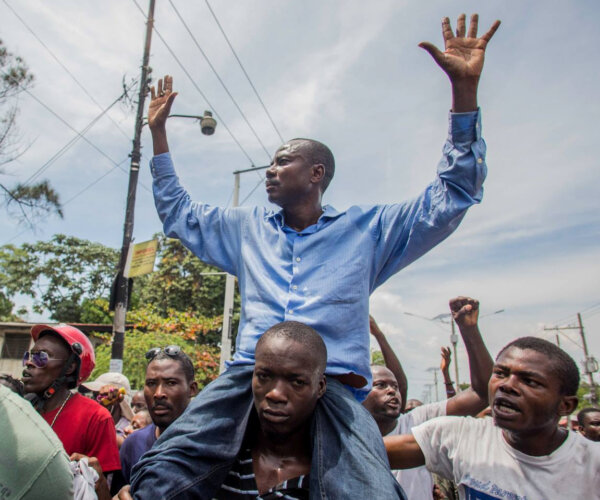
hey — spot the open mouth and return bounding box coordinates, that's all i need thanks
[385,399,400,410]
[493,398,521,416]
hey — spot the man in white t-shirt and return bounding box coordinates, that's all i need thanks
[384,336,600,499]
[365,297,493,499]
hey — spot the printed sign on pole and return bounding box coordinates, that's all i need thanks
[124,239,158,278]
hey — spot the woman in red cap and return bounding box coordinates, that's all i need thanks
[22,323,120,475]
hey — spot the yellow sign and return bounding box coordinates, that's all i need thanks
[124,239,158,278]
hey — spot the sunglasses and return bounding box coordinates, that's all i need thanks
[145,345,182,361]
[22,350,67,368]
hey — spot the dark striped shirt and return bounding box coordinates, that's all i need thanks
[214,448,309,499]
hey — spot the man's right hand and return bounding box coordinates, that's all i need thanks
[449,296,479,329]
[148,74,178,131]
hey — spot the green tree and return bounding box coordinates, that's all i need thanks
[0,234,118,321]
[1,39,62,223]
[136,234,235,317]
[0,233,239,335]
[91,308,221,390]
[371,349,384,366]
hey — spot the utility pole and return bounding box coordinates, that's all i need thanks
[427,367,439,401]
[578,313,599,405]
[544,314,598,405]
[110,0,155,373]
[450,319,460,391]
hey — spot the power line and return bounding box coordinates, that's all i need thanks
[1,158,128,245]
[1,70,151,193]
[170,0,273,160]
[62,158,128,205]
[204,0,284,144]
[22,82,138,187]
[131,0,258,167]
[239,175,266,206]
[2,0,135,145]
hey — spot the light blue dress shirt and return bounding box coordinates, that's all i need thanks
[150,110,486,399]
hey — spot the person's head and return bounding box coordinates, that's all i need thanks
[404,399,423,412]
[144,345,198,433]
[252,321,327,440]
[265,139,335,207]
[362,365,401,434]
[0,374,24,396]
[131,390,147,413]
[124,410,152,436]
[82,372,133,418]
[22,324,95,397]
[577,407,600,442]
[489,337,579,436]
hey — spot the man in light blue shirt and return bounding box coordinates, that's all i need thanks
[131,14,500,500]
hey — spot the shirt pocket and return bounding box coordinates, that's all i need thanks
[317,259,367,304]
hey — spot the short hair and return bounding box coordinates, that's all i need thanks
[577,407,600,427]
[136,409,153,425]
[149,350,195,383]
[497,337,580,396]
[290,138,335,193]
[0,373,25,396]
[257,321,327,375]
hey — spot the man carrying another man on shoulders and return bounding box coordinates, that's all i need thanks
[132,13,500,499]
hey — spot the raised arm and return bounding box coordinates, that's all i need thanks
[370,315,407,412]
[445,296,494,416]
[419,13,500,112]
[148,75,178,155]
[440,346,456,398]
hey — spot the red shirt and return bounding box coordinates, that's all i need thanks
[42,392,121,472]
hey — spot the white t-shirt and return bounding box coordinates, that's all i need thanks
[413,416,600,500]
[391,400,447,500]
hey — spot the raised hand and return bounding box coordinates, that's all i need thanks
[449,296,479,329]
[369,315,383,337]
[420,14,500,82]
[419,14,500,111]
[148,75,178,130]
[440,346,452,373]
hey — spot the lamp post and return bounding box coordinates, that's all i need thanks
[219,164,269,373]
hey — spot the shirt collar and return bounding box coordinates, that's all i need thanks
[265,204,342,225]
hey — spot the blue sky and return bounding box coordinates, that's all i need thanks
[1,0,599,400]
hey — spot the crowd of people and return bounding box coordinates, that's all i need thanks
[2,12,599,500]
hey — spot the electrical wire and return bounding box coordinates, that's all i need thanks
[0,70,151,193]
[239,175,266,206]
[131,0,258,167]
[1,158,128,245]
[2,0,135,145]
[170,0,273,161]
[204,0,285,144]
[21,82,138,187]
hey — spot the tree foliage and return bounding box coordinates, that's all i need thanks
[90,308,221,390]
[0,39,62,223]
[0,233,238,335]
[136,234,235,318]
[0,234,118,322]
